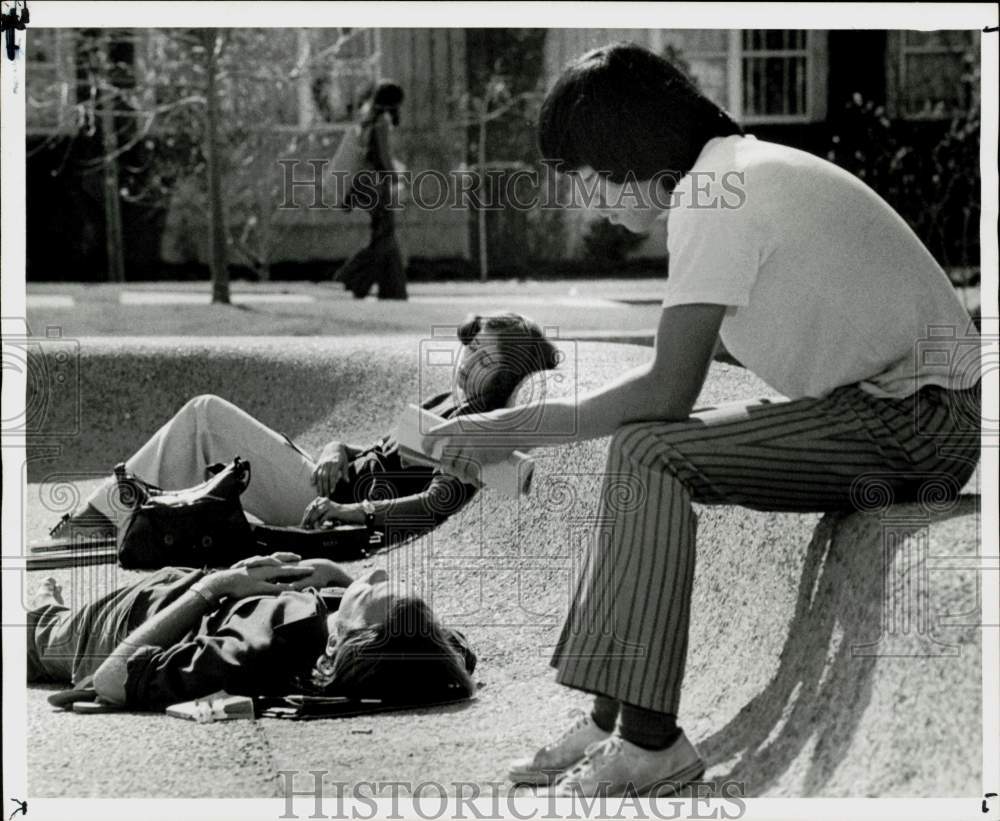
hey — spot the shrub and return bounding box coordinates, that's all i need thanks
[826,52,980,271]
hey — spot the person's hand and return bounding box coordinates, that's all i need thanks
[300,497,363,529]
[202,563,314,599]
[229,552,301,570]
[284,558,355,591]
[422,415,516,485]
[313,441,349,498]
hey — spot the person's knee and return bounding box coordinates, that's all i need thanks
[609,424,642,456]
[608,422,687,474]
[608,423,671,462]
[182,393,230,417]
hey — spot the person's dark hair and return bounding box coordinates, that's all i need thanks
[302,597,476,704]
[361,80,404,127]
[538,42,743,185]
[456,312,560,413]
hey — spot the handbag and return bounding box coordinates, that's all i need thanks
[114,457,255,570]
[115,457,384,569]
[328,123,367,210]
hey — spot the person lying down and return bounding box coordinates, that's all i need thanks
[28,554,475,712]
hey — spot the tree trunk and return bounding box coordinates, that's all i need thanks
[256,172,271,282]
[477,117,488,283]
[204,32,230,304]
[98,32,125,283]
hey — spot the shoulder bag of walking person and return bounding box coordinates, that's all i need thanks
[114,457,255,570]
[328,123,367,210]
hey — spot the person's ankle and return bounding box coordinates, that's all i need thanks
[620,728,682,751]
[618,702,680,751]
[590,694,620,733]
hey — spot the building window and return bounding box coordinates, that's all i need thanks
[26,29,77,133]
[725,30,827,123]
[891,30,977,119]
[666,29,827,124]
[740,30,809,118]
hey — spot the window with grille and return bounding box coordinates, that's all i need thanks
[895,30,976,119]
[662,29,826,124]
[739,30,811,120]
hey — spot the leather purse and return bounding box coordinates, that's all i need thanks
[114,457,383,569]
[114,457,254,569]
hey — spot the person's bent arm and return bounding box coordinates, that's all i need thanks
[313,439,365,497]
[427,303,725,462]
[92,563,312,705]
[553,302,723,439]
[301,475,476,531]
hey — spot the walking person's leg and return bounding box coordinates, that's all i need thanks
[333,248,370,293]
[83,394,319,527]
[344,207,383,299]
[541,382,979,795]
[371,202,407,301]
[333,225,376,294]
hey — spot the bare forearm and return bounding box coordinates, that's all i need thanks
[467,363,689,449]
[331,493,443,527]
[427,306,725,469]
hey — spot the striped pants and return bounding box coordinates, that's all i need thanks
[550,381,981,715]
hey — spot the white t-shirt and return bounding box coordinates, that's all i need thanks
[663,135,980,400]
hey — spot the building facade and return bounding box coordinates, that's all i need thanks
[25,28,977,280]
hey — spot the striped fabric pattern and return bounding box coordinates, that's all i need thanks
[550,382,981,714]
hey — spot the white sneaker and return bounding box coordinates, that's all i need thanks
[541,731,705,797]
[507,708,612,785]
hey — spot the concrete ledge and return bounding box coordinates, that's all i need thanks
[23,337,982,797]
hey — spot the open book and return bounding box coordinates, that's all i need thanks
[166,690,255,723]
[395,404,534,498]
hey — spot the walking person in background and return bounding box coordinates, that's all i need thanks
[333,81,408,300]
[426,42,982,797]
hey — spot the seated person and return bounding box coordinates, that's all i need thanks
[28,555,476,711]
[47,312,559,544]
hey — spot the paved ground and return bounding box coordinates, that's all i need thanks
[23,280,668,338]
[17,337,985,799]
[22,279,980,338]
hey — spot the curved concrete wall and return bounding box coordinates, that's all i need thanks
[25,338,982,796]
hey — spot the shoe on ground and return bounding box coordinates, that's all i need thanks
[540,731,705,798]
[30,513,116,551]
[507,708,612,786]
[48,512,116,539]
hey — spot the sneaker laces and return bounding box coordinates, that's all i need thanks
[548,708,592,748]
[556,735,625,785]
